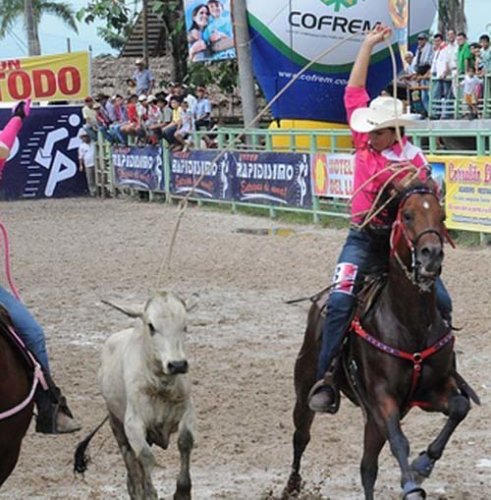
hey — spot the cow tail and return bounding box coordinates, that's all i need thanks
[73,415,109,475]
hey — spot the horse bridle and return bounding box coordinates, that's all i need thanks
[389,187,448,291]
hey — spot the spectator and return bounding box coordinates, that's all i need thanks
[183,85,198,116]
[480,34,491,75]
[461,66,481,119]
[78,130,96,196]
[126,77,137,96]
[446,29,459,77]
[162,96,182,147]
[82,96,98,141]
[120,94,140,139]
[195,86,212,129]
[145,95,162,144]
[93,102,113,142]
[132,59,155,96]
[430,33,452,119]
[413,32,433,115]
[109,95,127,145]
[456,32,472,74]
[174,100,195,150]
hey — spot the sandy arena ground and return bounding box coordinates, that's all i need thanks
[0,197,490,499]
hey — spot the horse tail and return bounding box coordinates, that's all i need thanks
[453,370,481,406]
[73,415,109,475]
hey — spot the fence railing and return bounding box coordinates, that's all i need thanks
[95,126,491,237]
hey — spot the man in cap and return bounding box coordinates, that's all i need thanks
[413,32,433,115]
[308,24,452,414]
[132,58,155,96]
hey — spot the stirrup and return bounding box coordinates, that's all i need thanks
[307,376,340,414]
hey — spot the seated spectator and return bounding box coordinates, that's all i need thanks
[132,59,155,96]
[126,78,137,96]
[145,95,162,144]
[174,100,195,150]
[162,96,182,147]
[195,86,212,129]
[82,96,98,141]
[109,95,128,145]
[120,94,141,139]
[183,85,198,116]
[93,102,113,142]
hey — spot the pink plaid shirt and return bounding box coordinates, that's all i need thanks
[344,86,428,225]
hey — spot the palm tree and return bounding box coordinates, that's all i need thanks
[0,0,78,55]
[438,0,467,35]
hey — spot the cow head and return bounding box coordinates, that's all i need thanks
[103,291,194,376]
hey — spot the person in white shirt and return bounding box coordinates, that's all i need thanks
[430,33,452,119]
[461,66,481,119]
[78,130,96,195]
[174,100,195,150]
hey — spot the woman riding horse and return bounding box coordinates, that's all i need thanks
[308,24,453,413]
[0,101,80,434]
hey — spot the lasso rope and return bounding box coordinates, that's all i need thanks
[156,25,415,288]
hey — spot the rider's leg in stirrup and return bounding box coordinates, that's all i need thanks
[0,286,81,434]
[308,291,355,413]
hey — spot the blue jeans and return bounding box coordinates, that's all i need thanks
[432,79,452,119]
[316,228,452,380]
[0,286,50,372]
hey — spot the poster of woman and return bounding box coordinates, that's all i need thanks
[184,0,236,62]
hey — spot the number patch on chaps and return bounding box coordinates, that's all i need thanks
[332,263,358,295]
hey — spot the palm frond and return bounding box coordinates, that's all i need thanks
[38,1,78,33]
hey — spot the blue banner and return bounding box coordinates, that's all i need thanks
[231,151,312,208]
[170,150,233,200]
[112,145,163,191]
[0,106,88,199]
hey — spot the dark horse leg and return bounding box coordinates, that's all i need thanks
[174,420,194,500]
[411,386,470,483]
[283,305,321,498]
[360,416,386,500]
[372,395,426,499]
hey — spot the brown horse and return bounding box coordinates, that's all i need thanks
[284,183,480,500]
[0,307,38,487]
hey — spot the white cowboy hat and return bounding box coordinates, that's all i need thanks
[349,96,417,133]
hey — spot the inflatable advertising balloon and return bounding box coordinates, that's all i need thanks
[247,0,436,124]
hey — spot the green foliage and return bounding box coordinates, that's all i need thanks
[77,0,139,50]
[186,60,238,93]
[0,0,77,40]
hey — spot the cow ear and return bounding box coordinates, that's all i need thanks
[101,299,143,318]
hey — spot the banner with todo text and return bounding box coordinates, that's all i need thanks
[0,52,90,103]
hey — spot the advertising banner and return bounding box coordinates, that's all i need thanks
[112,145,163,191]
[183,0,236,62]
[246,0,435,122]
[433,155,491,233]
[0,106,88,199]
[0,52,90,103]
[170,150,233,199]
[232,151,312,207]
[311,152,354,198]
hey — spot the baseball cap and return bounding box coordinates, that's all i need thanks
[138,94,147,102]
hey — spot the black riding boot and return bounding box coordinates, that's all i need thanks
[35,372,81,434]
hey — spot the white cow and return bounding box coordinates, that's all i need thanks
[74,291,195,500]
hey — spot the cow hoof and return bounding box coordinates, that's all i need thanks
[411,451,435,484]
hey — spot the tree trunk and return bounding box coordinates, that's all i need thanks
[161,3,187,83]
[232,0,258,130]
[438,0,467,35]
[24,0,41,55]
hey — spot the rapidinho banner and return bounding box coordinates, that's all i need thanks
[247,0,435,123]
[0,52,90,103]
[184,0,236,62]
[0,106,88,199]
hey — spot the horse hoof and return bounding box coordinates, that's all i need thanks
[403,487,426,500]
[282,472,302,499]
[411,451,435,484]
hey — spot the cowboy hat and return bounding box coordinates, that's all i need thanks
[349,96,417,133]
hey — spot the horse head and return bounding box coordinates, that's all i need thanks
[389,180,446,290]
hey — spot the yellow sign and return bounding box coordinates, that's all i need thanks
[428,155,491,233]
[0,52,90,103]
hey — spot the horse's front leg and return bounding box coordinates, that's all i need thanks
[411,385,470,484]
[372,393,425,499]
[360,416,386,500]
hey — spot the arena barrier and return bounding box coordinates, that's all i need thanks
[0,106,88,200]
[96,127,491,236]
